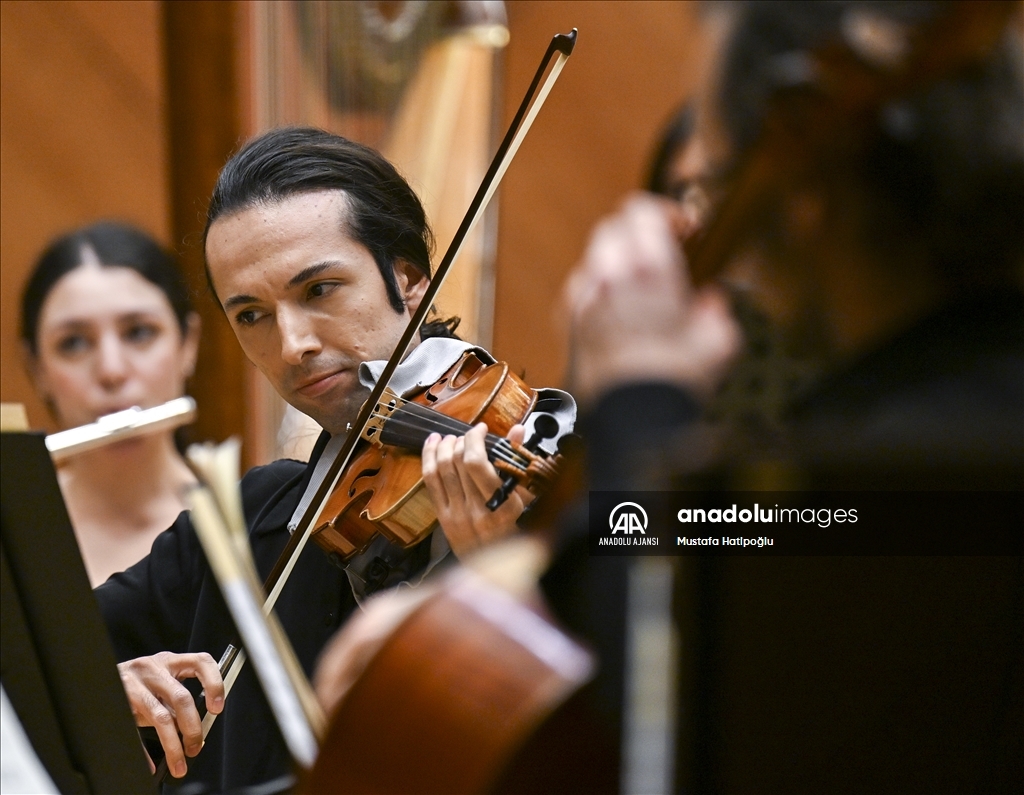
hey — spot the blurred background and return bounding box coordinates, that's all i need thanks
[0,0,711,465]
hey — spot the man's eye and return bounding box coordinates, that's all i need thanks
[235,308,264,326]
[308,282,338,299]
[56,335,90,355]
[124,324,158,344]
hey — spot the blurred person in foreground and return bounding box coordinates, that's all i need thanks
[20,222,201,586]
[547,1,1023,791]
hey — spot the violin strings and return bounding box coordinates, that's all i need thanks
[368,408,531,470]
[379,401,511,450]
[393,403,533,460]
[390,403,535,467]
[397,406,529,460]
[372,415,529,472]
[372,412,529,470]
[388,400,474,436]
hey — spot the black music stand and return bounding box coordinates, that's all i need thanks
[1,431,155,794]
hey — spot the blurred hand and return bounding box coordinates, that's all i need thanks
[563,193,741,406]
[421,423,530,558]
[117,651,224,779]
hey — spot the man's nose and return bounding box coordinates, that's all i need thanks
[277,307,322,365]
[95,332,129,389]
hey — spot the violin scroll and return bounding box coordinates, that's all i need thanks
[486,412,561,510]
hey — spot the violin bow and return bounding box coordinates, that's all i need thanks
[199,28,579,742]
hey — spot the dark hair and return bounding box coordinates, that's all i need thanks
[205,127,458,338]
[645,103,696,196]
[20,221,193,355]
[719,1,1024,282]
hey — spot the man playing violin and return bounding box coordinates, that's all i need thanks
[95,127,573,792]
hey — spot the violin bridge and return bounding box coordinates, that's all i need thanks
[361,387,405,446]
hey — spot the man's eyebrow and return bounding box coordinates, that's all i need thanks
[287,261,342,288]
[223,293,261,310]
[222,262,345,309]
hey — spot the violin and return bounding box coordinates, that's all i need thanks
[312,350,563,563]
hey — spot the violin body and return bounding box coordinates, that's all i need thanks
[311,352,537,560]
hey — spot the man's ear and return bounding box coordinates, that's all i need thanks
[394,259,429,316]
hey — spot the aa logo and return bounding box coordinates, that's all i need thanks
[609,502,648,535]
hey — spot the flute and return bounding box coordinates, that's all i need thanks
[45,397,197,463]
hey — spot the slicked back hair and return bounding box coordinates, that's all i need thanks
[205,127,458,338]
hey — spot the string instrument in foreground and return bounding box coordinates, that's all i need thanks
[299,542,616,795]
[294,24,623,789]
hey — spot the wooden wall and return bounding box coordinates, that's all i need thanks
[493,1,708,387]
[163,0,248,455]
[1,0,709,435]
[0,0,169,431]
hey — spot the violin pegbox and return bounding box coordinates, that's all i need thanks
[361,387,406,447]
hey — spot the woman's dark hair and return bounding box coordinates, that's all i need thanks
[645,103,696,197]
[718,1,1024,282]
[20,221,193,355]
[205,127,458,338]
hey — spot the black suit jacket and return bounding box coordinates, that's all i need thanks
[96,432,356,793]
